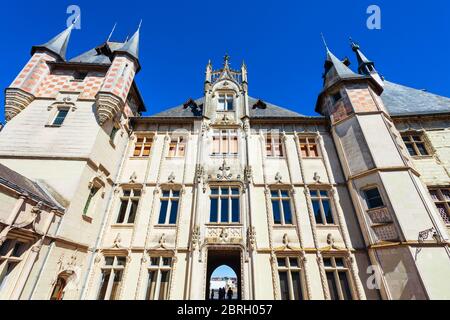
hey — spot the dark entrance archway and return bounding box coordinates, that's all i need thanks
[205,249,241,300]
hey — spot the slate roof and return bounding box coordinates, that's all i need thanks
[0,163,63,210]
[381,81,450,116]
[69,42,124,64]
[150,96,311,119]
[32,24,74,61]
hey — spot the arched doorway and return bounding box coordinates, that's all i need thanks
[205,249,241,300]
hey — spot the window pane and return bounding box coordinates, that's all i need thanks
[338,272,353,300]
[436,204,450,224]
[150,257,159,266]
[163,257,172,266]
[365,188,384,209]
[322,200,334,224]
[323,258,332,267]
[278,271,290,300]
[292,272,304,300]
[406,143,417,156]
[146,271,157,300]
[127,200,139,223]
[117,257,126,266]
[0,239,12,256]
[282,200,292,224]
[277,258,286,267]
[172,190,180,197]
[158,200,168,224]
[211,188,219,195]
[441,189,450,201]
[326,272,339,300]
[231,188,239,195]
[312,200,323,224]
[110,270,123,300]
[335,258,344,267]
[210,198,218,223]
[168,200,179,224]
[104,257,114,265]
[230,137,238,154]
[116,201,128,223]
[53,109,69,125]
[212,137,220,154]
[220,136,228,154]
[271,191,278,198]
[221,188,229,195]
[159,271,170,300]
[280,190,289,197]
[221,198,229,223]
[272,200,281,224]
[416,143,428,156]
[50,277,66,300]
[300,145,308,157]
[309,144,318,157]
[289,258,298,268]
[231,198,240,223]
[226,97,233,111]
[97,270,111,300]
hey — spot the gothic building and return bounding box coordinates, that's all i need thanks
[0,23,449,300]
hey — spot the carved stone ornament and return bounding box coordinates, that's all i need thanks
[191,225,200,250]
[5,88,35,121]
[217,159,232,180]
[113,233,122,248]
[247,226,256,250]
[275,172,283,183]
[244,165,253,184]
[13,201,43,231]
[129,172,138,183]
[168,172,176,183]
[96,92,124,126]
[313,172,321,184]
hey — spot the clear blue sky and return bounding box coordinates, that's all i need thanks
[0,0,449,122]
[211,265,236,279]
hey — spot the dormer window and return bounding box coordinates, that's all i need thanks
[73,71,88,81]
[331,91,342,104]
[217,94,234,111]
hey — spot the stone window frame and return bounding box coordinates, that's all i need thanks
[132,134,154,158]
[309,189,336,226]
[400,131,433,158]
[297,135,320,158]
[322,256,355,300]
[0,238,29,294]
[429,187,450,225]
[211,129,239,157]
[208,185,241,224]
[167,135,187,158]
[45,101,76,128]
[276,255,307,300]
[97,256,126,300]
[265,133,285,158]
[145,255,173,300]
[157,189,181,226]
[270,188,295,226]
[216,93,234,111]
[361,186,385,210]
[115,188,142,225]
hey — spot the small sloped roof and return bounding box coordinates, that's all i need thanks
[69,42,124,64]
[150,96,308,118]
[382,81,450,116]
[0,163,64,210]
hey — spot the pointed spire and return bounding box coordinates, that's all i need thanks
[241,60,248,83]
[322,46,361,88]
[31,19,77,61]
[114,20,141,71]
[205,59,212,83]
[350,38,375,75]
[350,38,384,87]
[223,53,230,68]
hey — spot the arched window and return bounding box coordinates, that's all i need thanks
[50,276,67,300]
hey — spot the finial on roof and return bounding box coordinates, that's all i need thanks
[320,32,329,51]
[223,53,230,67]
[31,19,77,61]
[349,37,360,51]
[107,23,117,42]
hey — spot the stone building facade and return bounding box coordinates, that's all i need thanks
[0,24,449,300]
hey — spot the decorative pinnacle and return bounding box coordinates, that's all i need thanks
[223,53,230,66]
[349,37,360,51]
[320,32,329,51]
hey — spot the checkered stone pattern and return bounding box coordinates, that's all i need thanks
[36,72,104,99]
[10,53,55,95]
[100,56,136,103]
[346,84,379,113]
